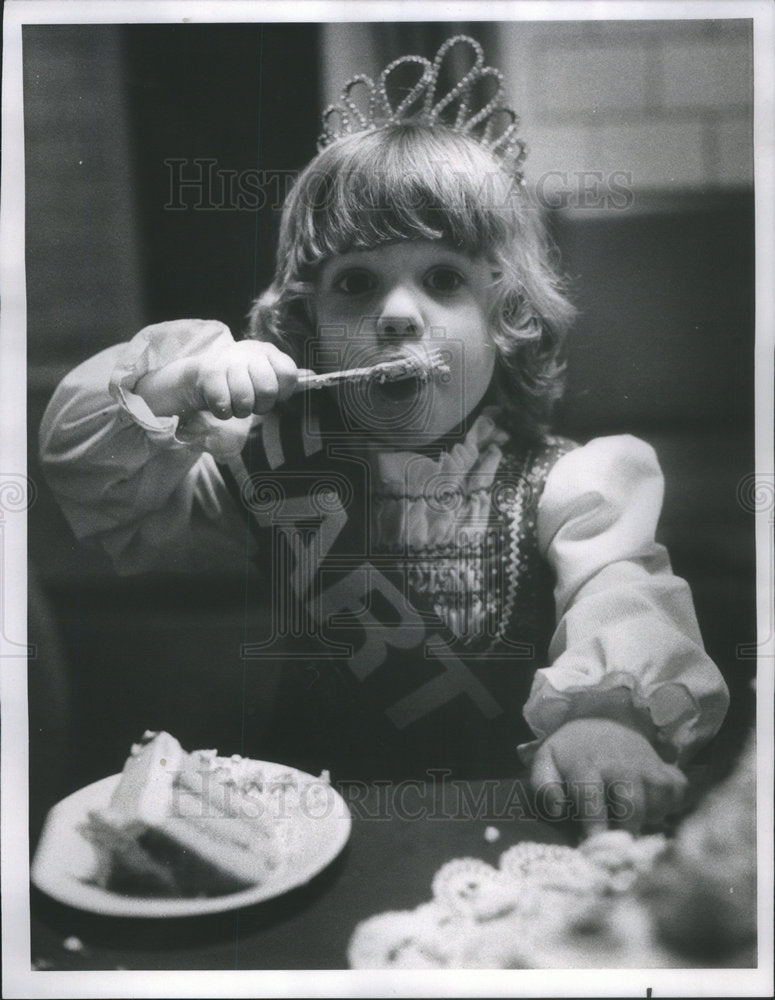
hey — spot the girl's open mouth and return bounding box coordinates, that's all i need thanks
[366,349,450,401]
[332,350,452,436]
[372,374,428,403]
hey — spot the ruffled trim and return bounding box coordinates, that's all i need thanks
[518,670,702,766]
[108,319,253,458]
[371,407,509,552]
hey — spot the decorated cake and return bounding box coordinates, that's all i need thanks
[82,731,326,898]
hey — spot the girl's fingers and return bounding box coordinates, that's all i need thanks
[641,779,674,826]
[195,342,297,417]
[199,367,233,419]
[247,356,280,414]
[530,746,567,820]
[643,766,688,824]
[572,776,609,838]
[618,778,646,834]
[226,365,256,418]
[264,343,300,400]
[664,764,689,807]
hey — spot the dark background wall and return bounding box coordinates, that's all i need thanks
[123,23,319,329]
[24,23,756,831]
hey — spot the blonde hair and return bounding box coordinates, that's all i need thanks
[246,123,575,444]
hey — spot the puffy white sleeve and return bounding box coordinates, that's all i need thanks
[38,319,254,575]
[520,435,729,765]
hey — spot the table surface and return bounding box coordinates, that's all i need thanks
[30,774,574,971]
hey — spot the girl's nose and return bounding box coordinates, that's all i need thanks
[376,286,424,342]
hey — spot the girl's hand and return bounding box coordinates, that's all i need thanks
[135,340,299,419]
[191,340,299,419]
[529,718,688,837]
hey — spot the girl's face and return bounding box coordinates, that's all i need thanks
[314,240,498,446]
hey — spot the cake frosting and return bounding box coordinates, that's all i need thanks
[83,731,313,898]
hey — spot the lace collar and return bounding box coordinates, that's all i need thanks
[370,407,510,552]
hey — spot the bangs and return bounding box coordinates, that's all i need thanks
[287,124,516,268]
[251,120,575,447]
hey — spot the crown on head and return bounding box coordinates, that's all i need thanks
[317,35,527,182]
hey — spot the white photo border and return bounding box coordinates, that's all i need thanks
[2,1,773,997]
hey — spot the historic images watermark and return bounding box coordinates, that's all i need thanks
[169,765,637,824]
[164,158,635,212]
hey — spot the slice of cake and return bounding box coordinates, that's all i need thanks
[82,731,308,898]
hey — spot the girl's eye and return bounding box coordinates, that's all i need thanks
[333,269,376,295]
[424,267,464,294]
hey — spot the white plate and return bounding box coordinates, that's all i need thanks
[31,763,352,918]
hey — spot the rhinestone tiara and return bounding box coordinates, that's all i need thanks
[317,35,527,182]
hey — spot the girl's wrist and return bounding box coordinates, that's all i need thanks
[566,689,658,746]
[572,709,658,749]
[134,357,201,418]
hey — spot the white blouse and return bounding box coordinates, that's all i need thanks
[38,320,730,764]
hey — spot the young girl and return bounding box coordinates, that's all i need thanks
[39,36,728,833]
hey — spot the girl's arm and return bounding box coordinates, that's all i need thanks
[520,435,730,830]
[38,320,259,575]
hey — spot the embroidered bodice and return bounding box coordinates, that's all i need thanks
[370,408,575,656]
